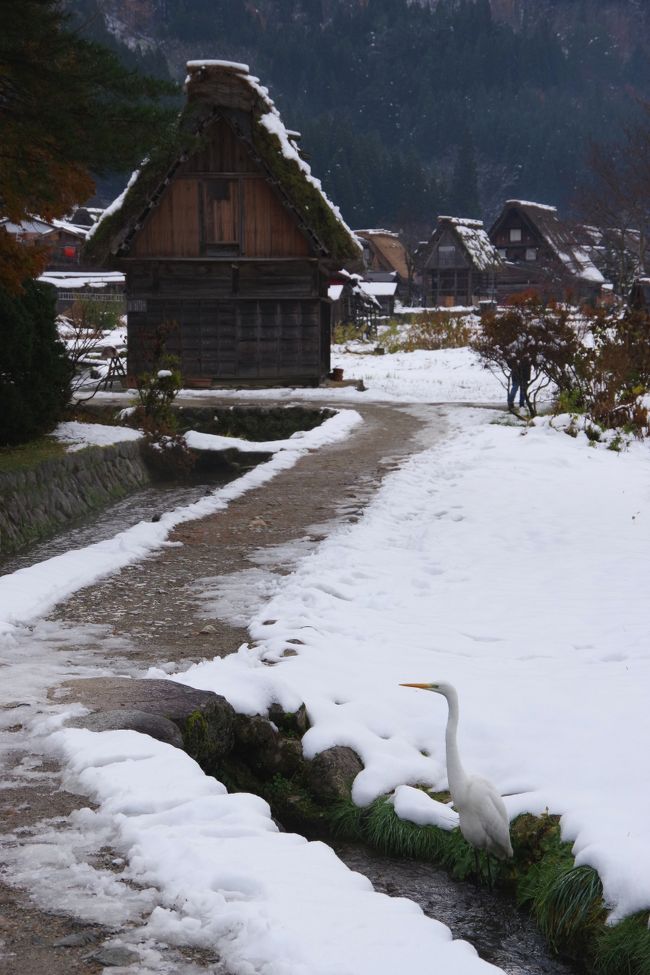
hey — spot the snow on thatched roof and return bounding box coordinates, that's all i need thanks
[427,216,502,272]
[86,61,360,266]
[500,201,604,284]
[505,199,558,212]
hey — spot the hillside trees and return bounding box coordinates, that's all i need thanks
[69,0,650,230]
[0,0,177,292]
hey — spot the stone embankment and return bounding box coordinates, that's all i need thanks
[0,443,148,556]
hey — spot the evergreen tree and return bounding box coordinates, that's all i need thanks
[0,282,72,446]
[0,0,178,291]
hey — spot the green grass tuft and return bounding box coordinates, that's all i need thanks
[364,797,451,860]
[595,913,650,975]
[329,799,366,841]
[532,864,605,950]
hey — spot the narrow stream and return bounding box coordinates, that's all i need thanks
[0,476,237,576]
[334,843,579,975]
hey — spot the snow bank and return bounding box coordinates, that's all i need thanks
[53,421,142,452]
[49,728,499,975]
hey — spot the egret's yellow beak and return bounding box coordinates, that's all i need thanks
[399,682,432,689]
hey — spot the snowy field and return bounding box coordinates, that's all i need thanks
[2,344,650,971]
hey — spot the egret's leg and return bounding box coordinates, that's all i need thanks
[474,849,480,881]
[486,854,493,891]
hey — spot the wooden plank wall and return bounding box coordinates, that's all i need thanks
[127,296,325,382]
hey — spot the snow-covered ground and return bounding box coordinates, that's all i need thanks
[2,343,649,971]
[94,344,505,406]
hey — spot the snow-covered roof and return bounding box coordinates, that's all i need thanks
[328,273,390,305]
[87,62,360,265]
[328,284,344,301]
[359,280,397,297]
[500,201,605,285]
[506,199,558,213]
[438,216,484,229]
[354,229,408,279]
[1,217,55,236]
[50,218,89,239]
[427,216,501,272]
[39,271,125,289]
[186,59,250,72]
[355,229,400,238]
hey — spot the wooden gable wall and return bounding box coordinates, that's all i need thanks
[425,227,470,270]
[131,118,310,260]
[490,207,552,265]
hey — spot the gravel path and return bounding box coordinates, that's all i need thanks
[0,399,446,975]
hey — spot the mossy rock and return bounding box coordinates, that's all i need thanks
[305,746,363,804]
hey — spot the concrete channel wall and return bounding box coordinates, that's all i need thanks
[0,442,149,557]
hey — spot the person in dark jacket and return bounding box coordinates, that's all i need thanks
[507,358,531,411]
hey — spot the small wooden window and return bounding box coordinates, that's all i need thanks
[200,179,240,256]
[510,228,522,242]
[525,248,537,261]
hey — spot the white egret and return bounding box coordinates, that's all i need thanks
[400,681,513,881]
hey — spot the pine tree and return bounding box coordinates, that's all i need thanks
[0,0,178,291]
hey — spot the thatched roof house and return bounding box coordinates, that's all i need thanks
[489,200,604,304]
[419,216,501,307]
[355,230,409,283]
[86,60,361,386]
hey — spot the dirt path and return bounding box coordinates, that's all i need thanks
[0,399,447,974]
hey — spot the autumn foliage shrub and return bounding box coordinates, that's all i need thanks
[471,297,581,416]
[472,297,650,436]
[576,307,650,435]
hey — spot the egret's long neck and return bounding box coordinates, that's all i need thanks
[443,687,468,802]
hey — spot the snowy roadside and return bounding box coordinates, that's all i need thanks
[161,406,650,923]
[90,345,507,406]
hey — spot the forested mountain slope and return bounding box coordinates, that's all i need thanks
[72,0,650,233]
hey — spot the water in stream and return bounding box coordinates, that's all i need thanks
[0,477,236,576]
[335,843,579,975]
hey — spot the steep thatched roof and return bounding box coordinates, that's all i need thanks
[422,216,502,272]
[85,61,361,266]
[355,229,409,280]
[492,201,604,285]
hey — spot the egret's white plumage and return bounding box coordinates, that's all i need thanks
[401,681,513,861]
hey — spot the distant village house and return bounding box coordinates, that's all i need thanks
[418,216,501,307]
[488,200,604,305]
